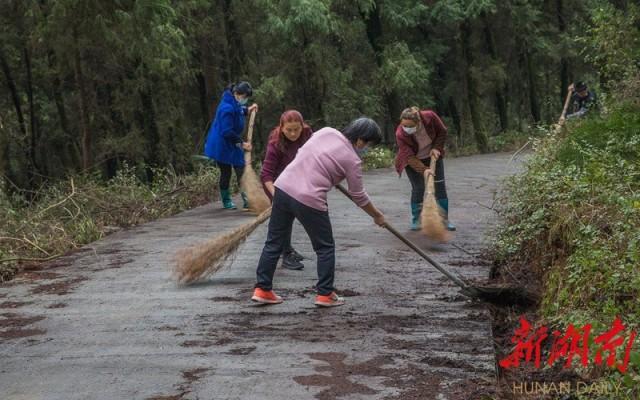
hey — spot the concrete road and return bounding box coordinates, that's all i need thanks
[0,153,523,400]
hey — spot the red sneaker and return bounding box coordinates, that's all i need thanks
[314,292,345,307]
[251,288,283,304]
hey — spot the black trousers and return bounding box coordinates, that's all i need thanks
[405,157,448,203]
[217,162,244,191]
[256,188,335,295]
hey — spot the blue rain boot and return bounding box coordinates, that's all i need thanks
[410,202,422,231]
[436,198,456,231]
[241,191,249,210]
[220,189,237,210]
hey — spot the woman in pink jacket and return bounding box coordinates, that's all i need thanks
[252,118,387,307]
[260,110,313,271]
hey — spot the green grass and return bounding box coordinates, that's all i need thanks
[0,164,220,282]
[490,103,640,398]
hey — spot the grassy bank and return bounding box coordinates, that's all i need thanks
[0,165,220,282]
[490,102,640,398]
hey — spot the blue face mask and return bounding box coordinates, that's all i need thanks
[238,97,249,105]
[356,147,369,157]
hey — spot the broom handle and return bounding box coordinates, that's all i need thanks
[246,110,257,143]
[244,110,257,163]
[426,156,437,195]
[559,87,573,124]
[334,184,472,292]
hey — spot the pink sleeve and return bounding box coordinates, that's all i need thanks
[345,156,370,207]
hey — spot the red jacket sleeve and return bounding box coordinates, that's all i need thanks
[260,142,281,183]
[424,111,447,154]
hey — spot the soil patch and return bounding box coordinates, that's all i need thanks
[208,296,236,302]
[31,276,88,295]
[0,313,46,339]
[226,346,256,355]
[46,302,67,309]
[0,301,32,309]
[294,352,392,400]
[17,271,62,281]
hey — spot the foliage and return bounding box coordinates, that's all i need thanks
[580,2,640,84]
[0,164,220,282]
[0,0,602,193]
[362,146,395,170]
[491,102,640,396]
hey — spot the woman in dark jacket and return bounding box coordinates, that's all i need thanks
[204,81,258,209]
[260,110,313,270]
[395,107,455,231]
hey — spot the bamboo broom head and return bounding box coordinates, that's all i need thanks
[240,110,271,215]
[172,207,271,284]
[421,192,452,243]
[420,163,452,243]
[240,157,271,215]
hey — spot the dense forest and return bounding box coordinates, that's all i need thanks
[1,0,628,193]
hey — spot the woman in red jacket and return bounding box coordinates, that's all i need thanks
[260,110,313,270]
[395,107,456,231]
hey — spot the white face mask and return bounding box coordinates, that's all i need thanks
[402,126,417,135]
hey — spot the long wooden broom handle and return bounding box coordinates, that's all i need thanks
[559,88,573,124]
[244,110,257,163]
[246,109,257,143]
[334,183,473,292]
[426,156,437,193]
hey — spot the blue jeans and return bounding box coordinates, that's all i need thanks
[255,188,335,295]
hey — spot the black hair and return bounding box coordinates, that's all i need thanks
[342,117,382,146]
[228,81,253,97]
[575,81,588,92]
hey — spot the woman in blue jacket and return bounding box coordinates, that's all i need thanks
[204,82,258,209]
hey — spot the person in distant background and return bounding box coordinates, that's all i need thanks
[561,81,598,122]
[260,110,313,271]
[204,81,258,210]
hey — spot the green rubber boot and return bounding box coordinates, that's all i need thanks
[436,198,456,231]
[220,189,237,210]
[241,192,249,210]
[410,202,422,231]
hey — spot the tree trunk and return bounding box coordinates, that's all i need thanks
[220,0,246,80]
[447,97,462,141]
[524,49,541,122]
[461,20,489,153]
[24,47,40,174]
[483,14,508,132]
[73,28,92,170]
[557,0,570,106]
[361,0,399,144]
[0,48,27,138]
[46,51,70,138]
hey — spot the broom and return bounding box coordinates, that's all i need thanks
[420,158,453,243]
[510,88,574,165]
[172,206,272,284]
[240,110,271,215]
[335,184,536,306]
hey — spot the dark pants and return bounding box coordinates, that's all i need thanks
[217,162,244,190]
[256,188,335,295]
[263,185,294,253]
[405,157,448,203]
